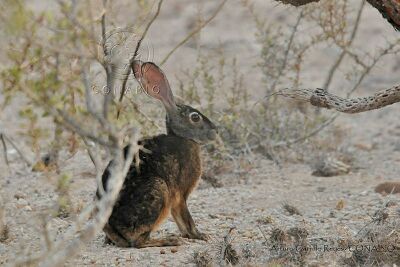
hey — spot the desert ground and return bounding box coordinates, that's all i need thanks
[0,0,400,266]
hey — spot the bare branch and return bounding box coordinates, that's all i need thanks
[367,0,400,31]
[82,137,105,197]
[277,37,400,114]
[277,85,400,113]
[270,10,304,93]
[0,133,10,168]
[347,39,400,96]
[40,131,139,267]
[56,0,97,43]
[55,109,111,148]
[117,0,164,118]
[1,133,32,166]
[323,0,365,91]
[132,0,164,63]
[273,113,339,147]
[275,0,400,32]
[101,0,108,57]
[159,0,228,66]
[276,0,320,6]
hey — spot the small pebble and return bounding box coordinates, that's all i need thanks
[24,205,32,211]
[170,248,178,253]
[14,192,26,199]
[160,249,166,254]
[16,198,28,208]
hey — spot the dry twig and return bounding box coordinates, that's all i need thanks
[117,0,164,118]
[159,0,228,66]
[323,0,365,91]
[276,0,400,32]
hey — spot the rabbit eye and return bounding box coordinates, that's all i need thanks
[189,112,201,123]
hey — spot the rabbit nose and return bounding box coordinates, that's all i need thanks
[212,123,219,134]
[208,128,218,140]
[213,127,219,135]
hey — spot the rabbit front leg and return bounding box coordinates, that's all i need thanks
[171,200,208,241]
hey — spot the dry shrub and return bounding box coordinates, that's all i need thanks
[282,203,302,216]
[217,228,240,266]
[241,243,257,260]
[257,215,274,225]
[2,0,393,184]
[174,0,389,175]
[192,228,240,266]
[193,250,213,267]
[311,155,351,177]
[344,204,400,266]
[0,224,9,243]
[268,226,311,266]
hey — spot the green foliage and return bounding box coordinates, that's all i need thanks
[55,173,73,218]
[0,0,31,35]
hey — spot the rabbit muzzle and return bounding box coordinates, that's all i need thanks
[207,128,218,141]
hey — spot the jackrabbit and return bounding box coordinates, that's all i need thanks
[98,61,218,248]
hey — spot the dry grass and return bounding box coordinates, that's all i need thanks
[267,226,311,266]
[343,204,400,266]
[0,224,9,243]
[192,250,213,267]
[282,203,302,216]
[217,228,240,266]
[192,228,240,266]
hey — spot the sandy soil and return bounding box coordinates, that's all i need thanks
[1,0,400,266]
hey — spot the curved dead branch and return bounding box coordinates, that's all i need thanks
[277,86,400,113]
[277,0,320,6]
[276,0,400,31]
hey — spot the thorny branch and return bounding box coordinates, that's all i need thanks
[323,0,366,91]
[159,0,228,66]
[0,133,9,168]
[101,0,108,57]
[276,0,400,32]
[40,134,139,267]
[117,0,164,118]
[273,38,400,146]
[1,2,144,266]
[277,39,400,116]
[269,10,304,93]
[0,133,32,167]
[117,0,227,118]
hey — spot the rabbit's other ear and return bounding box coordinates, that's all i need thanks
[132,60,176,112]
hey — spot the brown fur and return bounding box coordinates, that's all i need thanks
[98,61,217,248]
[100,135,210,248]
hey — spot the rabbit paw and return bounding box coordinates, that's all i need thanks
[184,232,209,241]
[103,236,113,246]
[163,236,183,246]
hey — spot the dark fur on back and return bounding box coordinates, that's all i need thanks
[100,134,201,202]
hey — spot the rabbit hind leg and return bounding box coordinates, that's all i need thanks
[115,178,180,248]
[103,223,130,247]
[119,204,182,248]
[131,231,182,248]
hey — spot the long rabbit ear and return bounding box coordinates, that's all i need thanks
[132,60,176,112]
